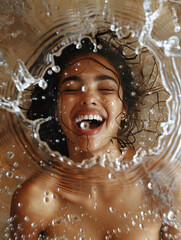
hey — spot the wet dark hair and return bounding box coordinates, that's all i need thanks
[27,32,143,157]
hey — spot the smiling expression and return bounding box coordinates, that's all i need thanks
[57,53,126,159]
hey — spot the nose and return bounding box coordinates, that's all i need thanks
[80,89,98,106]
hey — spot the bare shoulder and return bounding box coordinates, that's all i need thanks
[10,171,63,236]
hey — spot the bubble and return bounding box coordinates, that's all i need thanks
[175,25,181,33]
[43,197,49,203]
[76,43,82,49]
[31,222,37,228]
[52,65,61,73]
[75,146,79,151]
[51,193,57,199]
[132,220,136,226]
[81,85,87,92]
[108,172,117,180]
[7,151,14,159]
[131,91,136,96]
[167,210,177,221]
[109,207,115,213]
[11,32,17,38]
[94,203,98,210]
[52,217,63,225]
[38,79,47,89]
[13,162,19,168]
[48,69,53,75]
[139,223,143,229]
[6,171,14,178]
[18,203,22,207]
[24,216,29,222]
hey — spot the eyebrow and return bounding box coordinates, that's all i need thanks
[95,75,118,84]
[61,76,82,85]
[61,74,118,85]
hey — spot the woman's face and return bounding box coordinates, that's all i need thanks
[57,53,126,156]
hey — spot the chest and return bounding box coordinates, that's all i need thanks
[43,190,162,240]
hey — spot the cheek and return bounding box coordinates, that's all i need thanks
[59,96,76,112]
[107,99,123,122]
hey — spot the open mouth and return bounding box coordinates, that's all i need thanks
[75,114,105,130]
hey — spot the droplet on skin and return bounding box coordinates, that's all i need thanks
[7,151,14,159]
[108,172,117,180]
[81,85,87,92]
[75,146,79,151]
[167,210,177,221]
[13,162,19,168]
[31,222,37,228]
[6,171,14,178]
[18,203,22,207]
[24,216,29,222]
[43,197,49,203]
[109,207,115,213]
[132,220,136,226]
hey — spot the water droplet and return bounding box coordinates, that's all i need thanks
[139,223,143,229]
[76,43,82,49]
[11,32,17,38]
[13,162,19,168]
[131,91,136,96]
[167,210,176,221]
[106,149,111,153]
[81,85,87,92]
[123,213,127,218]
[38,79,48,89]
[48,69,53,75]
[132,220,136,226]
[108,172,117,180]
[94,202,98,210]
[18,203,22,207]
[24,216,29,221]
[80,121,90,130]
[75,146,79,151]
[31,222,37,228]
[51,193,57,199]
[43,197,49,203]
[52,65,61,73]
[7,151,14,159]
[109,207,115,213]
[6,171,14,178]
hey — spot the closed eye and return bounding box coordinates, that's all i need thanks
[99,88,115,91]
[98,88,116,92]
[62,89,80,93]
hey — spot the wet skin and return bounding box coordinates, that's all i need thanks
[11,168,163,240]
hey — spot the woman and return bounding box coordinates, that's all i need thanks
[10,33,179,239]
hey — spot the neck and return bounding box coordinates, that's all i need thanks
[66,138,122,163]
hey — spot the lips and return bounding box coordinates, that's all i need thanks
[73,111,106,135]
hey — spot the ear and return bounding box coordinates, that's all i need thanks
[121,102,128,120]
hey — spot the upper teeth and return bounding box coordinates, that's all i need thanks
[75,114,103,123]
